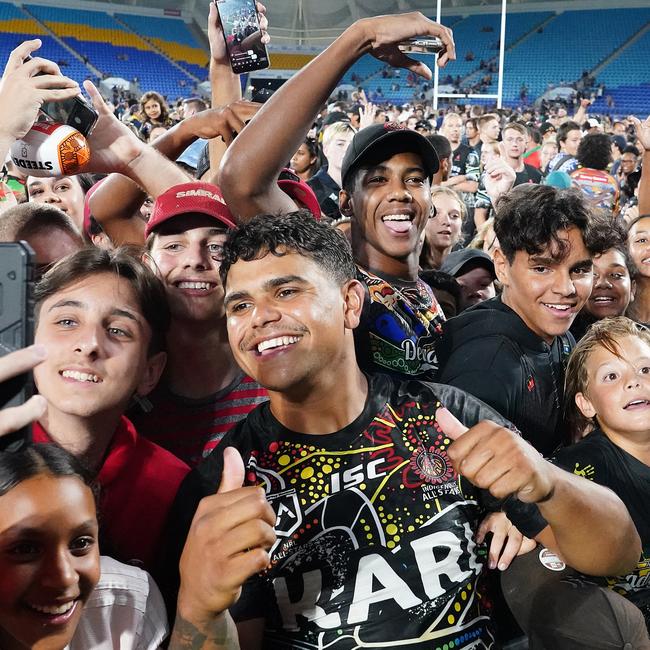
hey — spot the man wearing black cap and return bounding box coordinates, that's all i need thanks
[440,248,496,312]
[219,11,457,380]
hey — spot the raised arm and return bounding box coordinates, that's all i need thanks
[0,39,79,164]
[219,12,455,221]
[203,1,268,184]
[436,408,640,577]
[82,81,191,244]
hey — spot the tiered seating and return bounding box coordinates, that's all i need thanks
[589,29,650,114]
[502,8,650,102]
[116,14,207,81]
[25,5,197,99]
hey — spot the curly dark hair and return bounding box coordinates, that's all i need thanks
[494,184,610,263]
[576,133,612,171]
[220,210,356,287]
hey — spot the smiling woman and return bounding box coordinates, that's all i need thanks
[0,445,99,650]
[0,444,170,650]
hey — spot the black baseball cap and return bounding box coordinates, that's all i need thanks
[341,122,440,187]
[440,248,495,278]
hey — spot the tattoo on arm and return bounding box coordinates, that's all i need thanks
[169,611,240,650]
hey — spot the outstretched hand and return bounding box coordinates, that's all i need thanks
[362,12,456,79]
[82,80,145,174]
[186,100,262,145]
[483,147,517,205]
[436,407,555,503]
[0,40,80,144]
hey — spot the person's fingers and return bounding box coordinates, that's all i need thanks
[22,56,62,78]
[518,536,537,556]
[258,13,268,32]
[261,32,271,44]
[256,1,267,14]
[33,74,79,90]
[83,79,107,112]
[0,344,47,383]
[217,447,246,493]
[3,39,42,76]
[497,530,523,571]
[475,513,494,544]
[488,527,507,569]
[435,407,468,441]
[220,518,277,559]
[0,395,47,438]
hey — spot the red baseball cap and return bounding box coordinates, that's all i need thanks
[145,182,236,237]
[277,169,322,220]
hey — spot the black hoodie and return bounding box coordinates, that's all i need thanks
[435,296,572,456]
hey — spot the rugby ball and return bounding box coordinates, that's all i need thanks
[11,122,90,177]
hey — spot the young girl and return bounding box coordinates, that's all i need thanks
[419,186,464,270]
[138,91,173,142]
[502,317,650,649]
[0,444,168,649]
[570,220,637,341]
[290,137,321,182]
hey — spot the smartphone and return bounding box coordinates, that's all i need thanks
[39,96,98,137]
[217,0,269,74]
[398,37,445,56]
[25,56,99,136]
[0,242,36,452]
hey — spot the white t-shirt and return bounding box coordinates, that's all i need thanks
[66,556,169,650]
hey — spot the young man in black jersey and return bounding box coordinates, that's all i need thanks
[219,12,455,381]
[436,184,608,456]
[169,212,638,650]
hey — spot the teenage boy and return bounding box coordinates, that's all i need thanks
[474,113,501,158]
[169,212,638,649]
[436,184,609,456]
[219,12,456,380]
[130,182,268,467]
[502,122,542,186]
[548,120,582,174]
[503,317,650,648]
[31,247,189,571]
[307,121,357,221]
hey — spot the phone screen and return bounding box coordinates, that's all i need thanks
[0,242,35,452]
[217,0,269,74]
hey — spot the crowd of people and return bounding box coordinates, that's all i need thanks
[0,4,649,649]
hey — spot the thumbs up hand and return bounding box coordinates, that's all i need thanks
[436,408,555,504]
[177,447,277,628]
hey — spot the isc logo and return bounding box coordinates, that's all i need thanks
[330,459,387,494]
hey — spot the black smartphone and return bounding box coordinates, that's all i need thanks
[0,242,36,452]
[25,55,99,137]
[217,0,269,74]
[39,96,99,137]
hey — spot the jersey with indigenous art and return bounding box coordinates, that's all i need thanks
[354,266,446,381]
[192,375,547,649]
